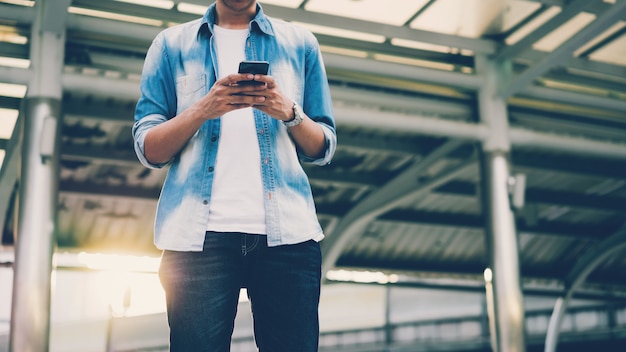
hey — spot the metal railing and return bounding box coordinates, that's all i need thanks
[231,304,626,352]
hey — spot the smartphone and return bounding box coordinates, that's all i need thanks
[237,60,269,86]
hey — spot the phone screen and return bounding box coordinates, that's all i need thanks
[238,61,269,75]
[237,61,269,86]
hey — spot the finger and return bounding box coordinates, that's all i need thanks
[256,75,276,88]
[222,73,254,86]
[229,103,253,109]
[252,95,267,104]
[217,75,234,87]
[235,73,255,84]
[231,94,266,105]
[233,82,268,97]
[239,87,267,96]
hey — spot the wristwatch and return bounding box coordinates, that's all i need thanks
[283,101,304,127]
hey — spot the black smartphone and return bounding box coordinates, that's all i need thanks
[237,60,269,86]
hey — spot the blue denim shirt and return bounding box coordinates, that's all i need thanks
[133,3,336,251]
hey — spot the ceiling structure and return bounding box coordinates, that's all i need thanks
[0,0,626,312]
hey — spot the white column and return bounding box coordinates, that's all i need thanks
[476,55,527,352]
[9,1,69,351]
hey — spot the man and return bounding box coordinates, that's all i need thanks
[132,0,336,351]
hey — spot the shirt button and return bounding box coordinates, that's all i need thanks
[208,166,214,172]
[211,136,217,142]
[203,200,208,205]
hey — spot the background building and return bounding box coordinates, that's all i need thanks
[1,0,626,351]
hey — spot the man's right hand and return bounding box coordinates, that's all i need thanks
[192,73,268,120]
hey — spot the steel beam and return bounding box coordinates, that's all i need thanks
[519,85,626,113]
[2,5,626,110]
[2,68,625,160]
[324,53,482,91]
[0,66,31,85]
[334,106,489,141]
[501,0,626,98]
[321,140,473,279]
[496,0,593,61]
[2,68,624,160]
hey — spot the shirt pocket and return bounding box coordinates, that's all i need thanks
[271,63,299,101]
[176,74,206,113]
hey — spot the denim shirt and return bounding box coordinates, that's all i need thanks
[132,3,336,251]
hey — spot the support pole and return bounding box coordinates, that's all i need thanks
[9,1,69,351]
[384,285,392,351]
[476,55,527,352]
[9,98,61,352]
[480,151,526,352]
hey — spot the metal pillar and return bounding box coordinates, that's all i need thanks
[483,268,498,351]
[384,285,392,351]
[9,98,61,352]
[480,151,526,352]
[9,1,69,351]
[477,55,527,352]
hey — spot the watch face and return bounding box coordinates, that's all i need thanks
[285,103,304,127]
[295,105,303,119]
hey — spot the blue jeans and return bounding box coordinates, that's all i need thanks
[158,232,322,352]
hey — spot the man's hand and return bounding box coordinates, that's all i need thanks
[235,74,295,122]
[240,74,327,159]
[190,73,269,120]
[143,73,268,164]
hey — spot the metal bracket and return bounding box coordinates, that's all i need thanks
[507,173,526,210]
[39,115,57,163]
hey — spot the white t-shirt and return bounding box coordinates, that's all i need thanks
[206,25,266,234]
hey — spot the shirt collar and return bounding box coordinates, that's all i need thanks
[199,2,275,37]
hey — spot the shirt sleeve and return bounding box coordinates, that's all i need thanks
[299,122,337,166]
[299,31,337,166]
[132,32,177,169]
[132,114,170,169]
